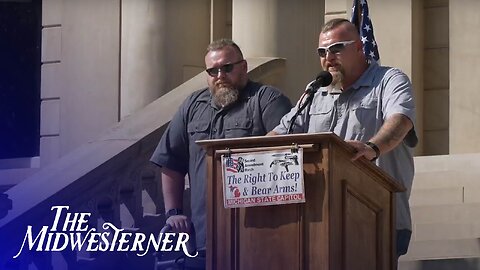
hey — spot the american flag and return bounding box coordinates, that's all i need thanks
[225,157,239,173]
[351,0,380,63]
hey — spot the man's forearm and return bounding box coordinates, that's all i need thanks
[161,167,185,211]
[266,130,280,136]
[369,113,414,154]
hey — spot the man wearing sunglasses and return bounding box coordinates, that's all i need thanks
[151,39,292,260]
[269,18,417,261]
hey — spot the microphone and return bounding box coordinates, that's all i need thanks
[287,71,333,134]
[305,71,333,94]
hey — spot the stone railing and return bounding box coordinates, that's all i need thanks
[0,57,286,270]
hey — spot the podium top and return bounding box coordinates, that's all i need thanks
[197,132,405,192]
[197,132,338,148]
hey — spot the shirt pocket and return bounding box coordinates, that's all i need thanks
[224,118,253,138]
[351,97,378,136]
[308,102,334,132]
[187,120,210,141]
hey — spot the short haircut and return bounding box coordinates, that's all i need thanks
[321,18,356,34]
[206,38,244,59]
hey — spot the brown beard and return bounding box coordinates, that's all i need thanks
[330,70,344,86]
[212,86,239,108]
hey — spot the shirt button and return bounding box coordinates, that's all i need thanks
[213,128,217,132]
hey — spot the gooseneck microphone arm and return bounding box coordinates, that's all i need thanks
[287,71,333,134]
[286,91,315,134]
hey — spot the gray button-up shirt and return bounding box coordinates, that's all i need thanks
[273,63,417,231]
[151,80,292,248]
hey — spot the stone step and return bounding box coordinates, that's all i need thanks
[400,238,480,262]
[412,222,480,242]
[409,186,464,206]
[411,203,480,224]
[399,154,480,268]
[407,204,480,265]
[399,257,480,270]
[410,186,480,206]
[410,203,480,243]
[412,170,480,189]
[414,153,480,173]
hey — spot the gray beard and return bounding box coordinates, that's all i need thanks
[212,86,239,108]
[330,71,344,92]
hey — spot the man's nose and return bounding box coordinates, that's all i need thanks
[325,50,336,60]
[215,69,227,79]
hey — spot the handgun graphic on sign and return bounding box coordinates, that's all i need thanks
[269,153,299,172]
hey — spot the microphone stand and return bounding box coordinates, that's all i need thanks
[286,71,332,134]
[287,87,317,134]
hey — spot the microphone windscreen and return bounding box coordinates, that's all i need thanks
[316,71,333,87]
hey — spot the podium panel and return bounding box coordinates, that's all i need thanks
[198,133,403,270]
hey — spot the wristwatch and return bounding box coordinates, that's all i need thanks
[365,141,380,161]
[165,208,183,219]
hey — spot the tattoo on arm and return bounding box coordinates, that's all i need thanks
[370,114,413,154]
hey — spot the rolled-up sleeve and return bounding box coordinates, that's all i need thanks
[382,68,416,124]
[150,99,190,175]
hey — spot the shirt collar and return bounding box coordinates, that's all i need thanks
[350,62,379,90]
[319,62,379,94]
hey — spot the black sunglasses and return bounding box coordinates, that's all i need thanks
[205,59,244,77]
[317,40,355,58]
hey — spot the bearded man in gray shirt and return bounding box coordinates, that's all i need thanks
[269,18,417,259]
[151,39,292,256]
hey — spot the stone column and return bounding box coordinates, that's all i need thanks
[120,0,211,118]
[232,0,325,101]
[60,0,121,154]
[450,0,480,153]
[422,0,449,155]
[120,0,167,118]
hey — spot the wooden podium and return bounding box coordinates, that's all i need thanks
[197,133,404,270]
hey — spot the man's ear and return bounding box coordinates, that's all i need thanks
[355,40,363,52]
[242,60,248,72]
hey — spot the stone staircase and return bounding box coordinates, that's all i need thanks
[399,154,480,270]
[0,57,286,270]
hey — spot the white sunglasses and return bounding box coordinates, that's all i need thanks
[317,40,355,57]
